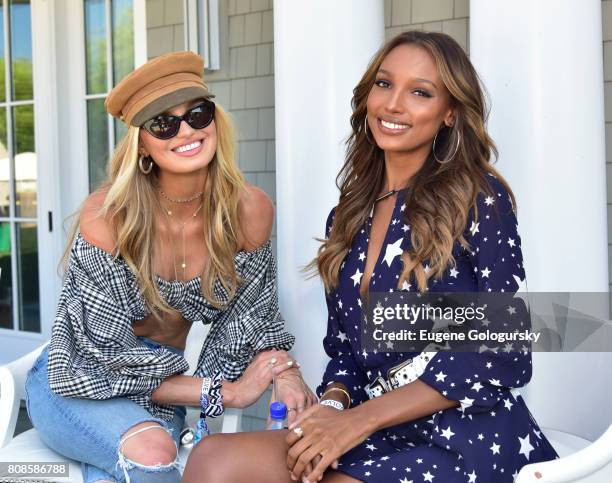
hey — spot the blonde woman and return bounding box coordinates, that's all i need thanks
[24,52,314,483]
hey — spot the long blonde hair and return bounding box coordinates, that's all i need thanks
[313,31,515,294]
[62,104,245,314]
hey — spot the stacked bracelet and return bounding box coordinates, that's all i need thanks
[193,373,225,445]
[320,399,345,411]
[321,386,352,408]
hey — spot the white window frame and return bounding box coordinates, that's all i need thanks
[0,0,62,359]
[185,0,220,70]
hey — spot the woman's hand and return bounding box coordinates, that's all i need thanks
[285,405,369,482]
[272,370,318,425]
[233,349,297,408]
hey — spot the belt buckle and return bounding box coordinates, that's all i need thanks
[387,358,416,390]
[365,376,389,399]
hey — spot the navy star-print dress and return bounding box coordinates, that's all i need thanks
[316,174,558,483]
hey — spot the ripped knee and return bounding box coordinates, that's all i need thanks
[118,422,178,467]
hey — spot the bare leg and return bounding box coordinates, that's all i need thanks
[182,430,361,483]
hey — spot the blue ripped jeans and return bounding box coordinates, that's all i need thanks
[25,337,186,483]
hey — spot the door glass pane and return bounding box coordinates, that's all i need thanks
[87,98,108,191]
[0,1,5,103]
[0,107,8,217]
[10,0,33,101]
[13,104,36,217]
[112,0,134,84]
[85,0,107,95]
[17,221,38,332]
[114,117,127,144]
[0,221,11,329]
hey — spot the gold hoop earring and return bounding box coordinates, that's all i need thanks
[363,116,375,144]
[433,126,461,164]
[139,155,154,174]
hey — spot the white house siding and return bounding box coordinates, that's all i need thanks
[143,0,612,427]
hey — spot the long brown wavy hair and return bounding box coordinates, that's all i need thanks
[313,30,515,294]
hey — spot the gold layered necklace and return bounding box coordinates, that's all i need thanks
[162,199,203,281]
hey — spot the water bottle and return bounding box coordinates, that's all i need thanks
[267,401,287,430]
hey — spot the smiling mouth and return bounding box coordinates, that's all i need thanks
[173,139,203,153]
[379,119,409,131]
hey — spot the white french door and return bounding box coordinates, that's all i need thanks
[0,0,146,362]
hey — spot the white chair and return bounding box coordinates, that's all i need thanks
[0,334,242,482]
[515,352,612,482]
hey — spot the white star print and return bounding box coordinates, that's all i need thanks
[459,397,474,412]
[358,251,366,261]
[449,267,459,278]
[400,203,406,212]
[484,196,495,206]
[503,398,514,411]
[337,331,348,343]
[402,224,410,232]
[365,443,377,451]
[363,459,374,466]
[351,268,363,286]
[335,369,348,376]
[481,267,491,278]
[490,442,501,455]
[489,378,501,386]
[423,471,434,482]
[471,381,483,392]
[518,434,534,460]
[507,237,516,247]
[469,221,480,236]
[477,433,484,441]
[441,426,455,440]
[435,371,447,382]
[383,238,404,267]
[399,478,412,483]
[468,469,477,482]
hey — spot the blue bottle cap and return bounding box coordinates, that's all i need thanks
[270,401,287,420]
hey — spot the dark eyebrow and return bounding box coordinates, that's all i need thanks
[376,69,438,90]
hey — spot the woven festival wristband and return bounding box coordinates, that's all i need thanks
[322,387,351,408]
[194,377,212,444]
[320,399,345,411]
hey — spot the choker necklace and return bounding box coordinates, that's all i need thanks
[165,203,203,281]
[375,189,399,203]
[159,188,203,204]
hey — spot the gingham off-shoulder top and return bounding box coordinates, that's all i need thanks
[47,233,295,420]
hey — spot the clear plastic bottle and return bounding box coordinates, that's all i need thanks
[267,401,287,430]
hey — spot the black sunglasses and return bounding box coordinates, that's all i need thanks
[142,100,216,140]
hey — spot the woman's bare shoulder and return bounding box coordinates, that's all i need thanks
[79,189,116,254]
[237,184,274,252]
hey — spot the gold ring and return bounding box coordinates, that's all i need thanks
[287,407,297,412]
[293,427,304,438]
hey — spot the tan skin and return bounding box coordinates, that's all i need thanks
[80,99,315,480]
[182,44,462,483]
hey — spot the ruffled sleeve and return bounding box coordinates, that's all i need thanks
[193,240,295,380]
[47,234,189,420]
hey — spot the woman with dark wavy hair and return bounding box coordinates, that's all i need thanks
[183,31,558,483]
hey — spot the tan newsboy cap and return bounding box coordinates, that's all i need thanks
[105,51,214,127]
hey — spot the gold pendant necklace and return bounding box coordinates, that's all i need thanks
[165,203,203,281]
